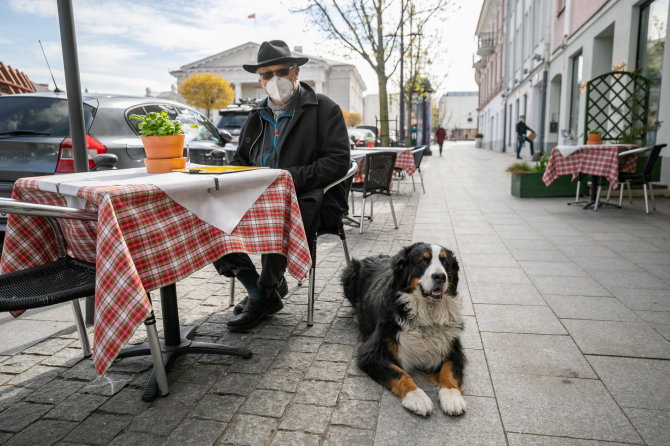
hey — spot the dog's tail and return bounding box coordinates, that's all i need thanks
[341,258,361,307]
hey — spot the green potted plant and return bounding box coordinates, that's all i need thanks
[507,152,587,198]
[129,111,186,173]
[586,129,602,145]
[474,133,483,148]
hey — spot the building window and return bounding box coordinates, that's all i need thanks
[637,0,668,142]
[569,51,583,137]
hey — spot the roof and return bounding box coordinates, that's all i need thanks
[0,62,37,95]
[445,91,478,97]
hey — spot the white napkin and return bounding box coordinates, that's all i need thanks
[554,146,581,157]
[36,168,281,234]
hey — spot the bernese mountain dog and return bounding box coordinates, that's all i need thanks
[341,242,466,417]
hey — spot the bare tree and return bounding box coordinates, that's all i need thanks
[295,0,447,146]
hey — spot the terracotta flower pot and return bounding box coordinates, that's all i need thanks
[144,157,186,174]
[587,133,602,145]
[141,135,185,159]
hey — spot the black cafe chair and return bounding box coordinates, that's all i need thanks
[0,198,169,397]
[411,145,428,193]
[597,144,667,214]
[350,151,399,234]
[228,161,359,326]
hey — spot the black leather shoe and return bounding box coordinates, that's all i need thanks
[233,276,288,315]
[227,290,284,331]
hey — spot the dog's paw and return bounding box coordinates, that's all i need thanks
[401,388,433,416]
[439,388,466,416]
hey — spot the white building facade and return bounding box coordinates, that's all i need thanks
[544,0,670,182]
[474,0,507,151]
[170,42,366,116]
[438,92,478,140]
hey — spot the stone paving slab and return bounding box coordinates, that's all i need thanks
[1,142,669,445]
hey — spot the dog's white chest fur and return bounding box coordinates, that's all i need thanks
[395,292,463,371]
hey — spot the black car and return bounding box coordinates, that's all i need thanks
[216,100,257,145]
[0,93,232,237]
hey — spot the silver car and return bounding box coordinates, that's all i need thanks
[0,93,233,238]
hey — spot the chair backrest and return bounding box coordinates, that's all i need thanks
[412,145,427,169]
[620,144,666,179]
[643,144,666,178]
[363,151,397,193]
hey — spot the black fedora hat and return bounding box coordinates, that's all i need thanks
[243,40,308,73]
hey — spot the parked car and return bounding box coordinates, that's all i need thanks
[356,125,380,145]
[348,128,376,148]
[0,92,232,237]
[216,100,257,145]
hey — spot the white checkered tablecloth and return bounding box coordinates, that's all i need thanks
[0,171,311,375]
[542,145,638,189]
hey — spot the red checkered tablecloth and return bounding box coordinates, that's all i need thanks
[542,145,638,190]
[0,171,310,375]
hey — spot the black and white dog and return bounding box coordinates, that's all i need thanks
[341,242,466,417]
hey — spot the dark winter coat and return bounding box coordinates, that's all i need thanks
[516,120,534,135]
[231,82,351,239]
[436,127,447,144]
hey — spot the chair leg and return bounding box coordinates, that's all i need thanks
[419,170,425,194]
[594,185,602,211]
[338,226,351,265]
[229,278,235,307]
[307,237,317,326]
[411,174,416,192]
[649,182,656,211]
[575,180,581,200]
[71,299,91,358]
[628,181,633,204]
[388,194,399,229]
[370,198,374,221]
[144,310,169,397]
[359,196,366,234]
[643,183,650,214]
[350,190,355,215]
[605,184,612,204]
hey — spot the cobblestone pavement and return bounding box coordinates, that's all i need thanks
[1,141,669,445]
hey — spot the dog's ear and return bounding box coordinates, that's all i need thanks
[446,250,460,296]
[390,245,413,290]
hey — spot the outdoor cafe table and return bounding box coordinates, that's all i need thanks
[0,168,312,382]
[542,144,637,209]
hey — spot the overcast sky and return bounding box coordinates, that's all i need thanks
[0,0,482,97]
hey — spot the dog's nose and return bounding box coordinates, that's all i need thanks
[432,272,446,284]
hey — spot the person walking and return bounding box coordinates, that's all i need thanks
[213,40,350,331]
[515,115,535,159]
[435,125,446,156]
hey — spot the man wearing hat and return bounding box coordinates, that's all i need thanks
[213,40,351,331]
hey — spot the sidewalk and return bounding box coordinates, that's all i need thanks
[1,141,668,445]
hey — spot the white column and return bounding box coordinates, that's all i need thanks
[657,6,670,185]
[234,83,242,102]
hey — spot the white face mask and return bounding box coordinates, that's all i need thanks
[264,75,296,104]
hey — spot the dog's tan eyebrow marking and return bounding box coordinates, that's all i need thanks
[439,251,447,259]
[422,251,431,259]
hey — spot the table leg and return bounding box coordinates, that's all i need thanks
[582,176,620,210]
[117,284,252,402]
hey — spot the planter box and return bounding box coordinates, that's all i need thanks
[511,172,586,198]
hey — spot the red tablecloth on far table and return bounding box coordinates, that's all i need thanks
[542,144,638,189]
[0,171,311,375]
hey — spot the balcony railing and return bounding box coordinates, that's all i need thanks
[477,32,495,56]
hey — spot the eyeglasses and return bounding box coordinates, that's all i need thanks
[258,66,295,81]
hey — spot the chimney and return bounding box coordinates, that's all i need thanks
[294,46,303,53]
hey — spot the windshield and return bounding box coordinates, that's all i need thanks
[0,96,95,137]
[217,114,248,134]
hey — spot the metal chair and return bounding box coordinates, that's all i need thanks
[229,161,359,326]
[0,198,169,397]
[411,145,427,193]
[350,151,399,234]
[597,144,666,213]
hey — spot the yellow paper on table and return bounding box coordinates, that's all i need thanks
[173,166,269,174]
